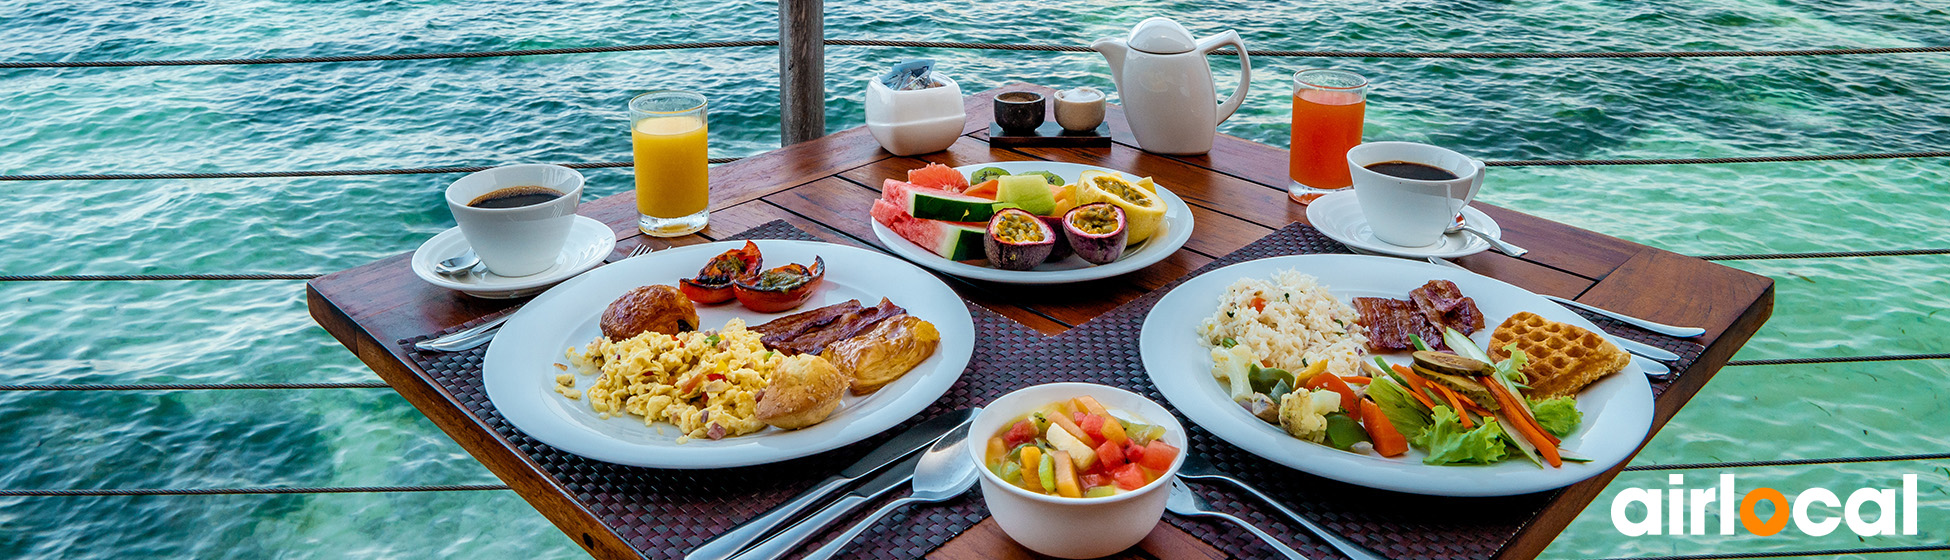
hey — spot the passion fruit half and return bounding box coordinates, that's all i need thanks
[984,208,1056,270]
[1063,202,1128,265]
[1075,172,1166,244]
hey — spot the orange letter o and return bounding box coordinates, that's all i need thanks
[1741,487,1790,536]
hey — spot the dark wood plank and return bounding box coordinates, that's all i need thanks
[931,518,1227,560]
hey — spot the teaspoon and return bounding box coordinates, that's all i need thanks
[433,249,481,276]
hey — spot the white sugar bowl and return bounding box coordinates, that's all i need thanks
[865,73,967,156]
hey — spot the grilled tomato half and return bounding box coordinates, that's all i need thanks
[732,256,826,313]
[679,241,763,304]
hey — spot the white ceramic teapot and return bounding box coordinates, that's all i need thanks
[1092,17,1251,155]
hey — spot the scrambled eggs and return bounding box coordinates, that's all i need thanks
[566,319,779,443]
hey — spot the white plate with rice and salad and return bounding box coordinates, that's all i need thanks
[1138,254,1654,496]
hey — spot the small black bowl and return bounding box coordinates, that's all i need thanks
[993,91,1046,134]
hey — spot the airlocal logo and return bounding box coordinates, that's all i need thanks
[1612,474,1919,537]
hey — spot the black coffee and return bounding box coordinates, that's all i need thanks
[1365,161,1459,181]
[468,186,562,208]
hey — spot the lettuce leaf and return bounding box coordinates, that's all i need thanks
[1413,406,1509,465]
[1366,377,1431,439]
[1530,396,1582,438]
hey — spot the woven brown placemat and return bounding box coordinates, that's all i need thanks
[401,220,1046,559]
[999,222,1706,560]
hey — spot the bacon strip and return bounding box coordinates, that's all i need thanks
[1410,279,1485,334]
[751,300,863,348]
[1355,280,1485,353]
[755,298,908,356]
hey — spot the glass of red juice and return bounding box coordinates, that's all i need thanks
[1288,69,1369,204]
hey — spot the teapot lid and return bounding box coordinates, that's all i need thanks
[1127,17,1197,54]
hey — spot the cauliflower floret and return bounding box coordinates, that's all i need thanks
[1279,389,1341,443]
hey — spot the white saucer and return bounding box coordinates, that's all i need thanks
[411,216,617,299]
[1305,191,1502,259]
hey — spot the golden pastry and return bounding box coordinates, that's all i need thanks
[821,315,940,395]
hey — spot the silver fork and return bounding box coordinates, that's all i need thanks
[1167,480,1308,560]
[1179,455,1381,560]
[415,243,657,352]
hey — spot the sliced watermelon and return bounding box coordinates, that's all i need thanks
[906,162,970,192]
[871,199,986,261]
[884,179,1003,222]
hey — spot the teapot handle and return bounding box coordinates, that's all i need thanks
[1199,30,1251,125]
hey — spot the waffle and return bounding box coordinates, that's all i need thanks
[1488,311,1630,398]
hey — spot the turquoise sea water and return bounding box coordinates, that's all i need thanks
[2,1,1946,558]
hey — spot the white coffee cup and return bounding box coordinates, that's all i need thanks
[445,164,584,277]
[1346,141,1485,247]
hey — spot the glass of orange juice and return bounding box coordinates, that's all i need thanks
[1287,69,1368,204]
[629,91,710,236]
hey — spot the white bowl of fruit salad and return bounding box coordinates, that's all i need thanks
[968,383,1187,558]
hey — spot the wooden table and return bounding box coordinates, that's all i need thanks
[308,84,1772,559]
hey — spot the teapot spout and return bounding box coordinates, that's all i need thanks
[1091,38,1128,92]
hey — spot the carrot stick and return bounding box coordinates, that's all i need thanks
[1432,384,1475,429]
[1339,376,1372,385]
[1388,365,1440,409]
[1358,398,1409,457]
[1490,385,1561,467]
[1485,380,1560,446]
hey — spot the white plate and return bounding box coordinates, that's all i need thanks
[482,240,976,468]
[411,216,616,299]
[1306,191,1500,259]
[1139,254,1653,496]
[870,161,1195,285]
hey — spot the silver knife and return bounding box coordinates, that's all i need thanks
[726,450,929,560]
[685,408,977,560]
[1424,257,1682,362]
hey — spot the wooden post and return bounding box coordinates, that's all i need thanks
[779,0,825,145]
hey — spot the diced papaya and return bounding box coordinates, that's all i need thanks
[1052,451,1082,498]
[1019,446,1045,493]
[1075,396,1110,418]
[985,436,1007,468]
[1098,415,1130,446]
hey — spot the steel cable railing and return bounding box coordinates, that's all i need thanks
[0,159,741,182]
[1590,544,1950,560]
[1624,451,1950,472]
[3,150,1946,183]
[0,484,509,497]
[4,40,1948,70]
[0,381,389,391]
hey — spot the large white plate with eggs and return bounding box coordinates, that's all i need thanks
[1139,254,1653,496]
[482,240,975,468]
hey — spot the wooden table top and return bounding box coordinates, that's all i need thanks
[307,84,1773,560]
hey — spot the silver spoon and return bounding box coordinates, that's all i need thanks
[1167,480,1308,560]
[1446,218,1528,257]
[800,417,981,560]
[433,249,480,276]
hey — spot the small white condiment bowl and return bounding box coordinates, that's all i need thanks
[967,382,1188,559]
